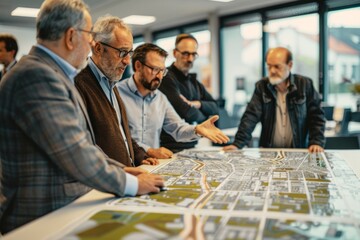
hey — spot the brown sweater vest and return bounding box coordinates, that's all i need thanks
[75,66,146,166]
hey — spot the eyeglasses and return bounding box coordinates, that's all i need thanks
[99,41,134,58]
[140,61,168,76]
[76,28,97,42]
[175,49,199,59]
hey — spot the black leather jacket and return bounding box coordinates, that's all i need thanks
[232,73,325,149]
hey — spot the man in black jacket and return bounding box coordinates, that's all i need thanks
[159,33,219,152]
[224,47,325,153]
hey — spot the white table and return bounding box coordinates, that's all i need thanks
[1,159,173,240]
[3,149,360,240]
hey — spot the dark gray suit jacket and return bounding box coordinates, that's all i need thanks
[0,46,128,233]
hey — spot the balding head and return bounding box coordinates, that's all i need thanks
[266,47,293,86]
[266,47,293,64]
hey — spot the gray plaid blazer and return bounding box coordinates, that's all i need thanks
[0,46,128,233]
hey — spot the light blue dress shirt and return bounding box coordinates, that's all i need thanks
[36,44,78,82]
[117,76,199,152]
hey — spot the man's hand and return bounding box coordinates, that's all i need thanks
[223,144,239,151]
[137,173,164,195]
[308,144,324,153]
[196,115,230,144]
[141,157,159,165]
[147,147,173,159]
[124,167,148,176]
[179,94,201,109]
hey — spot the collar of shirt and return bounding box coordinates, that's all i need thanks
[36,44,78,83]
[127,74,157,100]
[88,57,118,103]
[287,73,298,93]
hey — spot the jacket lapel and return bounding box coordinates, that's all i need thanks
[30,47,96,143]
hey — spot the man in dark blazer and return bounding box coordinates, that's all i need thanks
[0,0,163,234]
[75,16,159,166]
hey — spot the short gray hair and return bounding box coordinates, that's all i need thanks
[93,15,132,44]
[36,0,89,41]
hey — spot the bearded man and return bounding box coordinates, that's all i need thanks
[223,47,325,153]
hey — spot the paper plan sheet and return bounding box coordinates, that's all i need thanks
[57,149,360,240]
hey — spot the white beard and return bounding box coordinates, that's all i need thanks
[269,76,285,85]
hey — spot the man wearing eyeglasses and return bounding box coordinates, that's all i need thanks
[75,16,161,165]
[159,33,219,152]
[0,2,164,234]
[117,43,229,154]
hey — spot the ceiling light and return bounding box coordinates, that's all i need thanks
[210,0,234,2]
[11,7,40,18]
[122,15,156,25]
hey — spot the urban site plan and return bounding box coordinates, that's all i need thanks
[60,149,360,240]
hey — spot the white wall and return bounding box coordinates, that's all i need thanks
[0,25,36,70]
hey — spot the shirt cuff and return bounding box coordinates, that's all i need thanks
[194,126,202,138]
[124,172,138,196]
[139,142,150,152]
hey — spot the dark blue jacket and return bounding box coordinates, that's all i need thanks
[233,73,325,149]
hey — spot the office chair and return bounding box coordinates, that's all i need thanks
[350,111,360,123]
[322,106,334,120]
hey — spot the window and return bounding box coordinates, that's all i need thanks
[220,3,320,120]
[122,35,145,79]
[267,13,319,90]
[342,64,347,77]
[352,65,357,79]
[187,30,211,92]
[153,23,212,93]
[220,15,262,116]
[327,7,360,110]
[154,35,177,67]
[133,36,145,49]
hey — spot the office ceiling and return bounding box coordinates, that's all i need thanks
[0,0,295,35]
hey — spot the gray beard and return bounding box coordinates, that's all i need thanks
[269,76,285,85]
[77,58,88,73]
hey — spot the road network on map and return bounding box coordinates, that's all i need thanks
[61,149,360,240]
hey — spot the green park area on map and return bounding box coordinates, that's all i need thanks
[62,150,360,239]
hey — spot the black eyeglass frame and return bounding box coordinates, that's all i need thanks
[99,41,134,58]
[76,28,97,41]
[175,48,199,59]
[139,60,168,76]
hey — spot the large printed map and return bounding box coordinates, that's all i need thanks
[60,149,360,239]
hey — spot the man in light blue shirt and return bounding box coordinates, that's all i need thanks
[118,43,229,152]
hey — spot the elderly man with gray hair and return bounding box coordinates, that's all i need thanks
[75,15,162,165]
[0,0,163,234]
